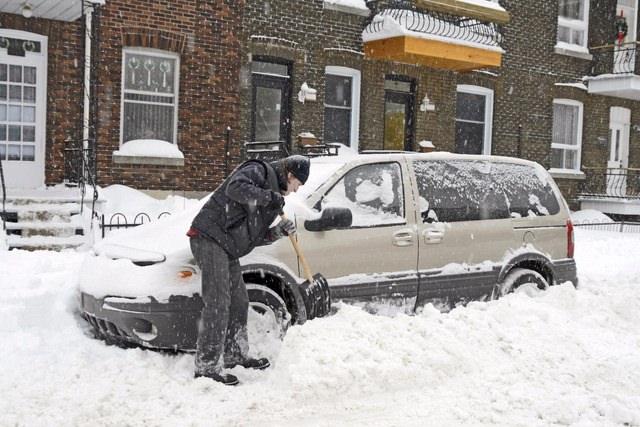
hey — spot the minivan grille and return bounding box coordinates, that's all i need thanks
[83,313,130,338]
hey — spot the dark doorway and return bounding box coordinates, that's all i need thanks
[251,60,291,149]
[384,78,415,151]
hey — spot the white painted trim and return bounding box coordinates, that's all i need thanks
[119,48,180,147]
[557,0,590,48]
[456,84,494,155]
[552,98,583,172]
[0,29,48,189]
[325,66,361,151]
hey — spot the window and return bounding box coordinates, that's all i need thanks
[321,162,404,227]
[121,49,179,144]
[413,160,560,223]
[551,99,583,172]
[324,66,360,149]
[557,0,589,49]
[455,85,493,155]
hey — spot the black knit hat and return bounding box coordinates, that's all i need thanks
[285,155,310,184]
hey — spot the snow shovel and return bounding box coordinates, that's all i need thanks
[280,213,331,320]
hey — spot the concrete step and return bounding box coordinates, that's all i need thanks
[5,221,85,238]
[7,234,88,251]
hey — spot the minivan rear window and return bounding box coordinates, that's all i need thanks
[413,160,560,223]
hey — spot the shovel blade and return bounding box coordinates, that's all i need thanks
[298,273,331,320]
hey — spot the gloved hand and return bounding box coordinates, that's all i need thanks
[278,217,296,236]
[270,218,296,240]
[267,191,285,211]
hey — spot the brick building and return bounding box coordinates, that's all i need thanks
[1,0,640,217]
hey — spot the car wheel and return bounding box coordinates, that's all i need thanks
[492,268,549,299]
[246,283,291,340]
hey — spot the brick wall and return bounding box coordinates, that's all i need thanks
[94,0,244,192]
[0,13,84,185]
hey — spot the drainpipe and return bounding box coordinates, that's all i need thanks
[83,3,93,153]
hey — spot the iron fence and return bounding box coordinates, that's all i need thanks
[590,43,639,75]
[364,5,503,50]
[573,221,640,233]
[579,168,640,199]
[100,211,172,238]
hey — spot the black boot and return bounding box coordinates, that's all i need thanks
[225,357,270,370]
[195,372,239,386]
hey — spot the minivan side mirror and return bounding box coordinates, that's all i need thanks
[304,207,352,232]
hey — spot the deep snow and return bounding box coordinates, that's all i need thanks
[1,226,639,426]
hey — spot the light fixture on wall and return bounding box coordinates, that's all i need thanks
[22,2,33,18]
[419,94,436,112]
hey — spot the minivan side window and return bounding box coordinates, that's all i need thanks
[413,160,560,223]
[321,162,404,227]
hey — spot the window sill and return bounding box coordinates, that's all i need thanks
[112,153,184,167]
[554,45,593,61]
[549,169,586,180]
[323,0,370,16]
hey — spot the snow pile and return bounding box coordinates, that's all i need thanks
[98,184,199,224]
[1,229,640,425]
[571,209,614,224]
[113,139,184,159]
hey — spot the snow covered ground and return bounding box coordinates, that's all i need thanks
[1,226,639,426]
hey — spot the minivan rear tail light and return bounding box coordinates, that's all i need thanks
[566,219,575,258]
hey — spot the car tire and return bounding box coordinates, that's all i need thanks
[246,283,291,339]
[492,268,549,299]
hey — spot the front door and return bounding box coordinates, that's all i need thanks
[251,60,291,148]
[384,79,414,151]
[0,30,47,189]
[302,160,419,302]
[608,106,631,196]
[614,0,637,73]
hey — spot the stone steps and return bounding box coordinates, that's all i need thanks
[1,188,101,251]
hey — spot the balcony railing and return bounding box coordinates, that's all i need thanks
[364,7,503,50]
[579,168,640,199]
[589,43,639,76]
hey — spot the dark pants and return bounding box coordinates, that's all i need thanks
[190,235,249,376]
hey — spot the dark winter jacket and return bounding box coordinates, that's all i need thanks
[190,160,287,259]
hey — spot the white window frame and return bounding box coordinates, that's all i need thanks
[456,84,493,156]
[556,0,590,50]
[324,66,360,151]
[120,47,180,146]
[550,99,583,174]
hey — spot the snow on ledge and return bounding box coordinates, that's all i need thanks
[555,82,588,91]
[323,0,370,16]
[113,139,184,159]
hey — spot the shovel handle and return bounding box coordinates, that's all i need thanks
[280,213,314,283]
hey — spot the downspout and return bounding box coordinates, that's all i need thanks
[83,3,93,153]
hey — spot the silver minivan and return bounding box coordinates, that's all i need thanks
[80,152,577,350]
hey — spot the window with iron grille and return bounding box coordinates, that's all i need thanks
[121,49,179,144]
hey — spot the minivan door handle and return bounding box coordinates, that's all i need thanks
[392,229,414,247]
[423,229,444,244]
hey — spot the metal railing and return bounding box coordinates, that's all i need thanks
[0,158,5,230]
[364,5,503,50]
[578,167,640,199]
[590,42,639,76]
[100,211,171,238]
[63,142,99,221]
[243,141,289,162]
[574,221,640,233]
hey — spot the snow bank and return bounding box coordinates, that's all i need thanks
[571,209,614,224]
[2,229,640,425]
